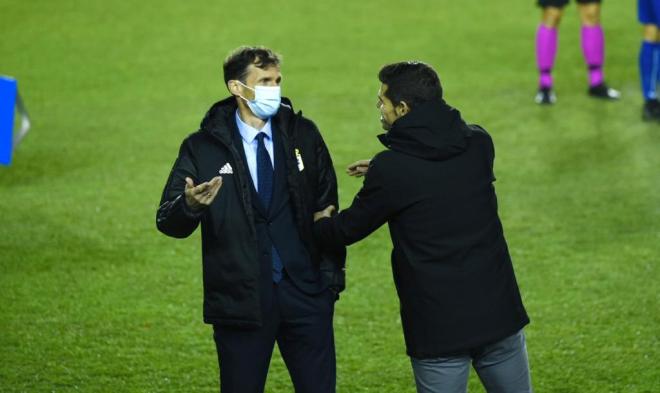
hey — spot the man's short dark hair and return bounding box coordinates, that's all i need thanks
[223,46,281,84]
[378,61,442,109]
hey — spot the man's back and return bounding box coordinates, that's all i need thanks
[372,125,527,357]
[377,127,499,266]
[315,98,528,358]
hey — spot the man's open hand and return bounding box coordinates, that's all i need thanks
[185,176,223,211]
[346,159,371,177]
[314,205,336,222]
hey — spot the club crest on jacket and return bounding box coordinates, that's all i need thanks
[295,148,304,172]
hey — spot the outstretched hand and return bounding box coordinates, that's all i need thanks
[314,205,336,222]
[185,176,223,211]
[346,159,371,177]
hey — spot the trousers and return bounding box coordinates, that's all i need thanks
[411,330,532,393]
[213,275,336,393]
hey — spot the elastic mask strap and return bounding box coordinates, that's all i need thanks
[236,80,255,92]
[235,80,255,104]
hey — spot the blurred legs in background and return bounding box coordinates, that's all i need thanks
[535,0,620,105]
[638,0,660,121]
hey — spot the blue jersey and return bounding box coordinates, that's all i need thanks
[639,0,660,25]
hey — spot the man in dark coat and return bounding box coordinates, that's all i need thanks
[156,46,345,393]
[314,62,532,393]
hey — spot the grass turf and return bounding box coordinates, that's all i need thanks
[1,1,658,391]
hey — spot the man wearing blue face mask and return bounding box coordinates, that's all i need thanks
[156,46,345,393]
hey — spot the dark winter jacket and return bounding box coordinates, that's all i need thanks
[314,98,529,358]
[157,96,345,328]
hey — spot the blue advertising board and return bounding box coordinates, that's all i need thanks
[0,76,18,165]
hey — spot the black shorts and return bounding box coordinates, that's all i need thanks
[538,0,601,7]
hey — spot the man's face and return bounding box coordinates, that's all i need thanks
[230,63,282,100]
[377,84,399,131]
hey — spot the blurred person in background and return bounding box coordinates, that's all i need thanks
[638,0,660,121]
[156,46,345,393]
[535,0,621,104]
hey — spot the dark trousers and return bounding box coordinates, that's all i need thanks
[213,276,336,393]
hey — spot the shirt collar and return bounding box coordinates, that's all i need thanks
[235,110,272,143]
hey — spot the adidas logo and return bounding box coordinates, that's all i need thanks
[219,163,233,175]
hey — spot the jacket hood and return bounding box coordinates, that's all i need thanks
[199,96,296,143]
[377,98,471,160]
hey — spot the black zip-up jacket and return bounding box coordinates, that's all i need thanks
[314,98,529,358]
[157,96,345,328]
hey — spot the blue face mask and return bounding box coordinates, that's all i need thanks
[237,81,282,119]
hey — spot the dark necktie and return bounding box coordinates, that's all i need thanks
[256,132,273,208]
[256,132,283,282]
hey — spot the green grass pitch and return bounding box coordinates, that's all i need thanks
[1,1,658,391]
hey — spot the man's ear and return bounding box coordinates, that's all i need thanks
[396,101,411,117]
[227,80,240,96]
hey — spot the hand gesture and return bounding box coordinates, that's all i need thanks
[314,205,336,222]
[184,176,223,211]
[346,159,371,177]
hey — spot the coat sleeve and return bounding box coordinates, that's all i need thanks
[156,137,205,238]
[314,155,394,248]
